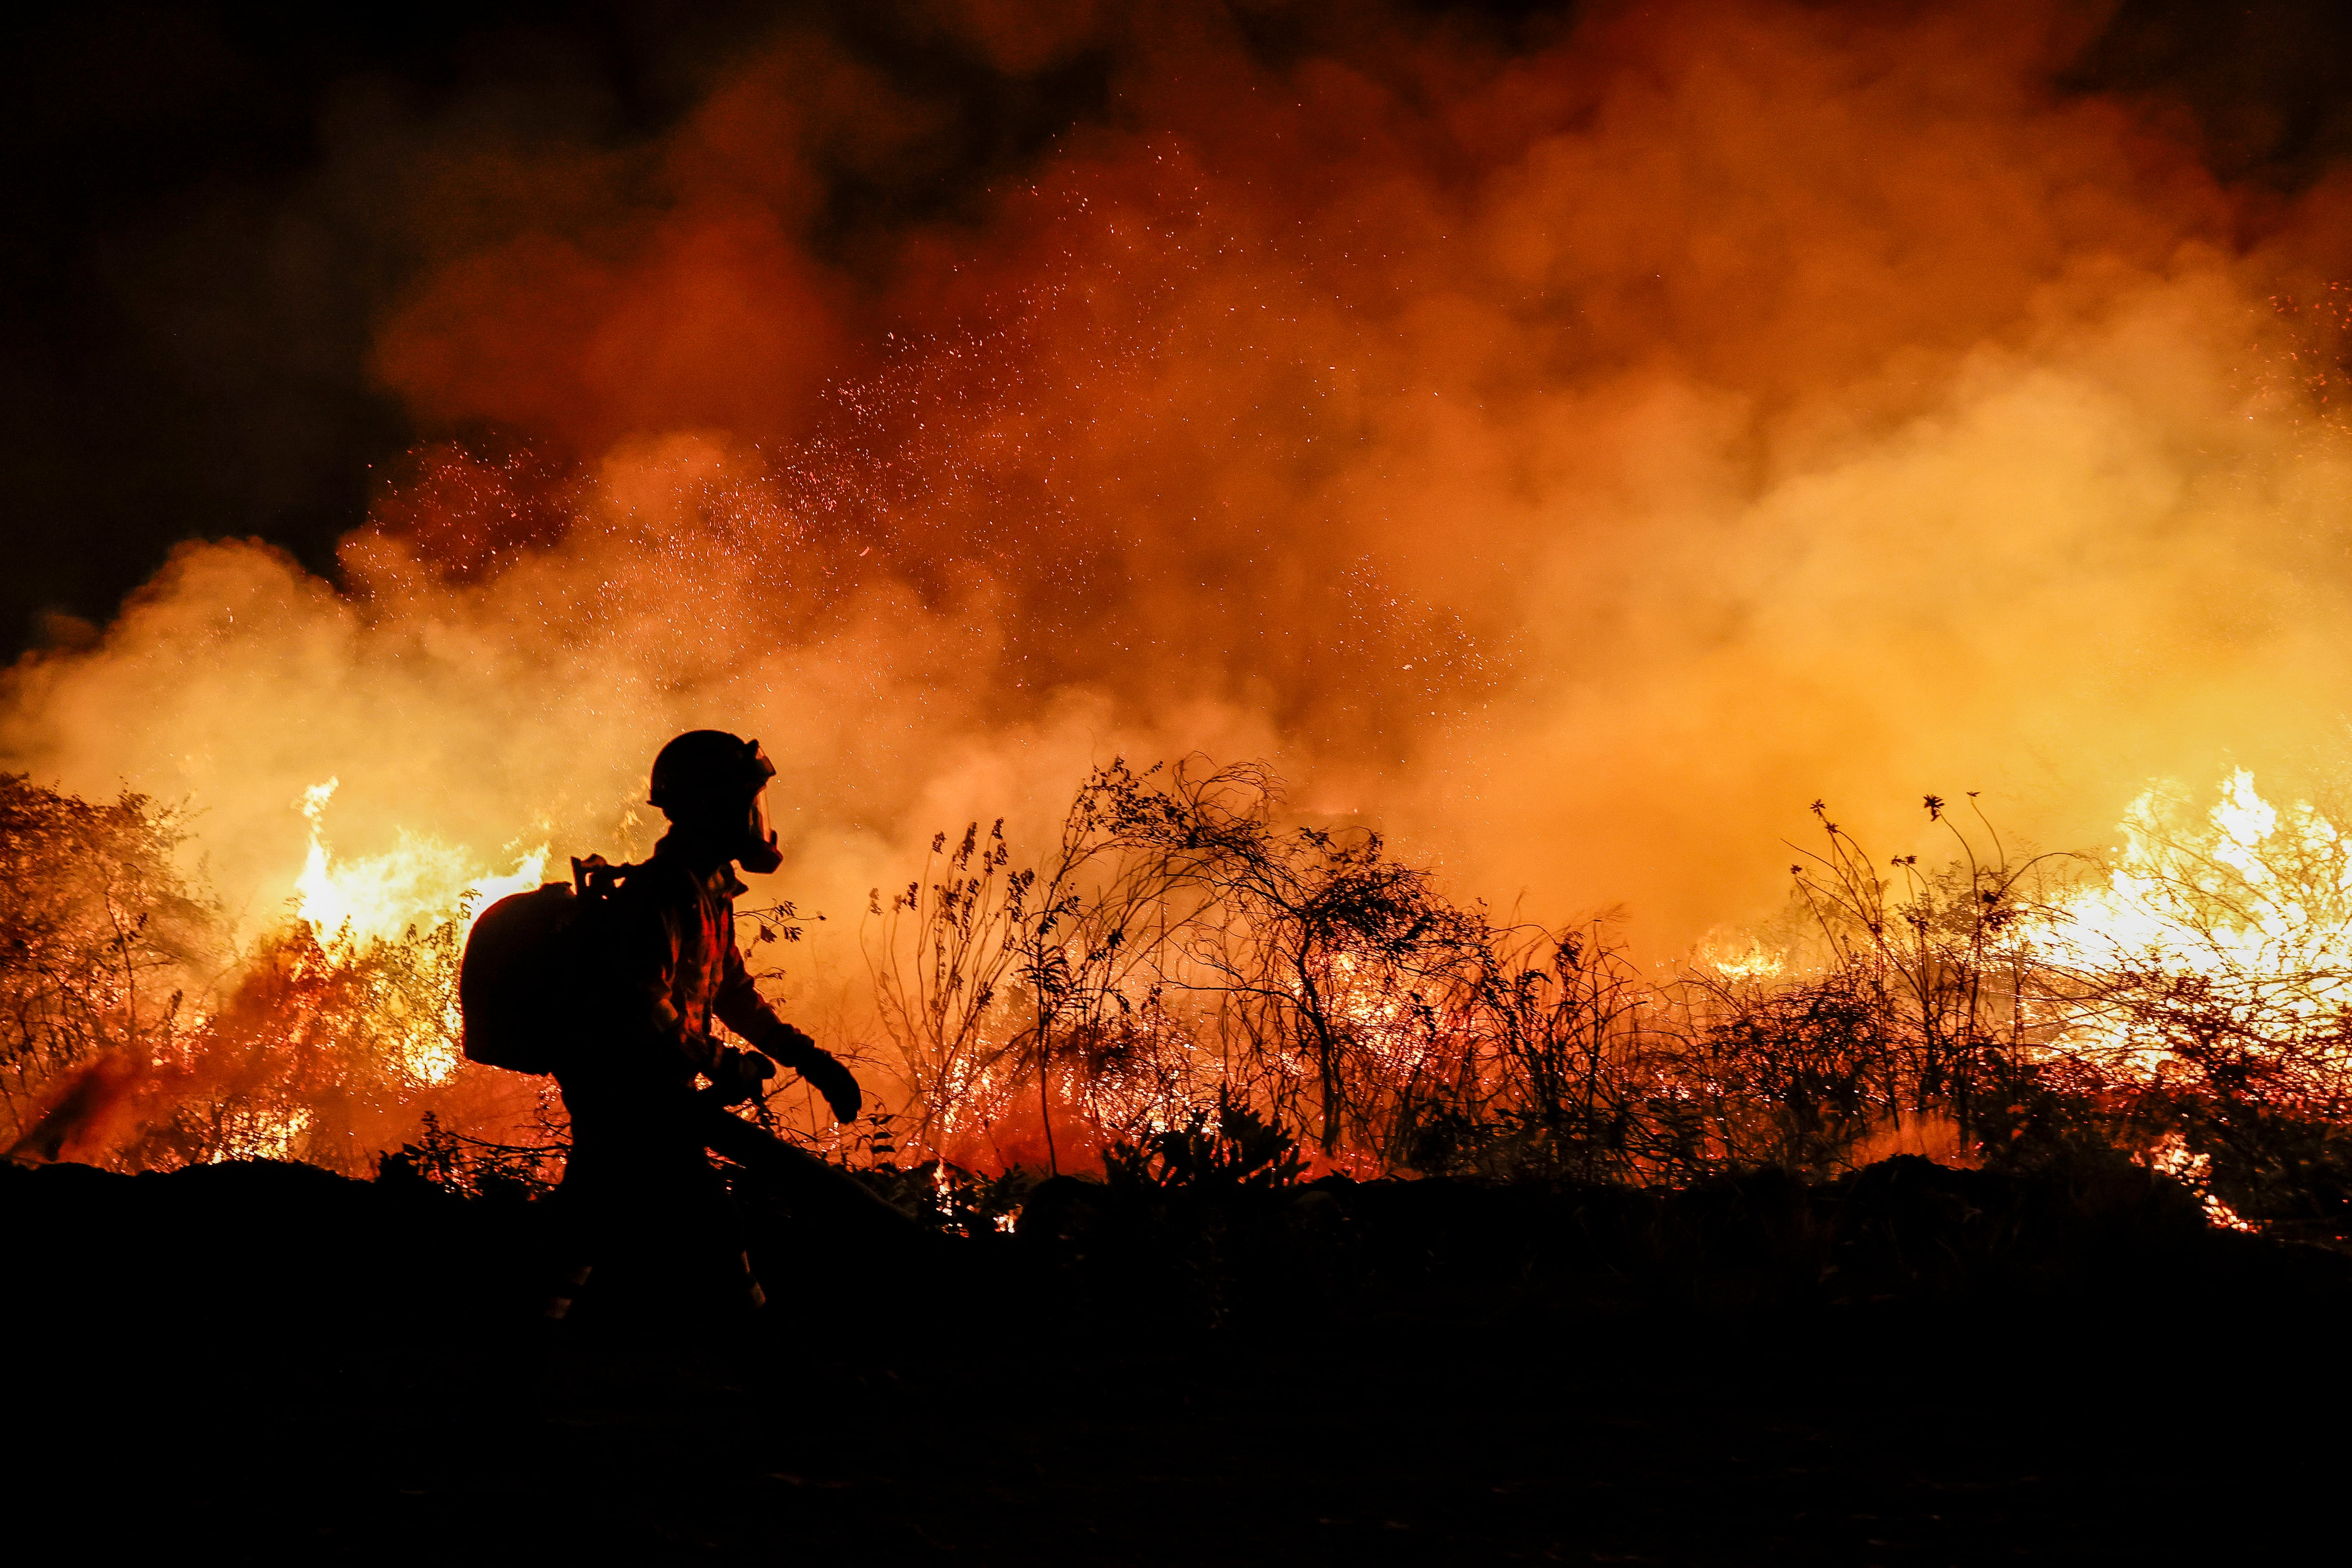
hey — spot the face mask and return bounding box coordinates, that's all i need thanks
[738,786,784,875]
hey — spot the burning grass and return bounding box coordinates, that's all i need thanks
[856,759,2352,1238]
[0,771,551,1173]
[8,759,2352,1240]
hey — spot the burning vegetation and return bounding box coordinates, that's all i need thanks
[9,756,2352,1243]
[8,0,2352,1250]
[14,4,2352,1553]
[0,772,548,1173]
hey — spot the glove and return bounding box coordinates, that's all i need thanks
[710,1047,777,1106]
[795,1049,863,1125]
[757,1024,862,1123]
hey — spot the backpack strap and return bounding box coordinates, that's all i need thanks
[571,854,637,902]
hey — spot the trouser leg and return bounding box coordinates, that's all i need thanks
[542,1261,593,1321]
[675,1139,765,1313]
[545,1075,781,1317]
[540,1133,616,1320]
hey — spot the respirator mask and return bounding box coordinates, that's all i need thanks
[648,730,785,874]
[736,781,783,875]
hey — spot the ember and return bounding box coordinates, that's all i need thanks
[12,2,2352,1557]
[8,755,2352,1238]
[3,0,2352,1234]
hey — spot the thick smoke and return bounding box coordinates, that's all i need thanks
[7,0,2352,991]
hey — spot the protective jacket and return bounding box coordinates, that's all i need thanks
[591,835,821,1086]
[541,833,815,1321]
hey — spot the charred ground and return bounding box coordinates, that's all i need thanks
[9,1145,2345,1564]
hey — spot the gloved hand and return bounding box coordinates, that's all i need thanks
[710,1046,778,1106]
[795,1049,862,1124]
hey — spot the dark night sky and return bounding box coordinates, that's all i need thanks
[4,0,2348,659]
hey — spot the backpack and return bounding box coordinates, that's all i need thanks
[458,856,630,1074]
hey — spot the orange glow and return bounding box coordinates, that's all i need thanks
[7,0,2352,1185]
[293,777,548,949]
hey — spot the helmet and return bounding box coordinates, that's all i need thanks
[648,730,783,874]
[650,730,774,809]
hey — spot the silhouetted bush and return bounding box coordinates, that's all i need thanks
[15,760,2352,1242]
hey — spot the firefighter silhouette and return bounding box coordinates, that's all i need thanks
[542,730,862,1322]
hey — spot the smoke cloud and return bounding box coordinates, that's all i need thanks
[8,0,2352,988]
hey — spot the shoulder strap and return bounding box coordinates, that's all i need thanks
[571,854,639,902]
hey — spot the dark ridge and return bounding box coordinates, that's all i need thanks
[8,1149,2348,1560]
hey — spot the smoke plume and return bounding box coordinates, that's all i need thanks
[8,0,2352,992]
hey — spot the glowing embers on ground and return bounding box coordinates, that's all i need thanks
[2142,1130,2259,1232]
[207,1103,315,1164]
[1703,938,1787,983]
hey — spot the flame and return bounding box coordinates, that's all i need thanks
[2039,768,2352,1078]
[13,3,2352,1194]
[1705,939,1786,983]
[293,777,548,944]
[211,1106,315,1164]
[287,780,550,1088]
[2142,1131,2258,1233]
